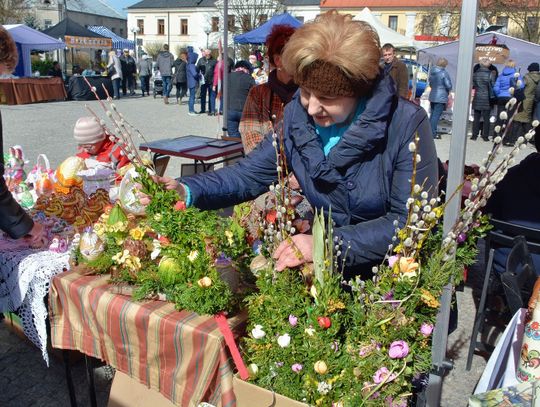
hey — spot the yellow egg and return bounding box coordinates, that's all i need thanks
[314,360,328,375]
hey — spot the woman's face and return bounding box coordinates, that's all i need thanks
[300,87,357,127]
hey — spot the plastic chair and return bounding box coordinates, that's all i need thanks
[466,219,540,371]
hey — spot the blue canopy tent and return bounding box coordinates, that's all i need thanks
[234,12,302,44]
[4,24,65,77]
[87,26,134,51]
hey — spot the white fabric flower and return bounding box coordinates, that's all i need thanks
[277,333,291,348]
[251,325,266,339]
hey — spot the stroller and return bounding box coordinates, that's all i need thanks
[152,71,163,98]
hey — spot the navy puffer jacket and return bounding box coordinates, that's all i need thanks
[181,75,438,278]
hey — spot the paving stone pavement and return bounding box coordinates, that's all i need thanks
[0,95,535,406]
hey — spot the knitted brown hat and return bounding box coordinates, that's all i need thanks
[296,60,372,97]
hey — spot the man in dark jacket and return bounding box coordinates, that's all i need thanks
[119,49,136,96]
[173,51,188,104]
[196,49,217,115]
[227,61,255,138]
[381,43,409,99]
[472,58,496,141]
[0,26,46,245]
[47,61,63,79]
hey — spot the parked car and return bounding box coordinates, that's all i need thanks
[402,58,428,98]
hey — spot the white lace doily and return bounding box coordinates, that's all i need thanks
[0,245,70,365]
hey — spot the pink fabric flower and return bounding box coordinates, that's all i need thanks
[292,363,303,373]
[373,367,397,384]
[289,314,298,327]
[388,255,399,268]
[388,340,409,359]
[420,323,434,337]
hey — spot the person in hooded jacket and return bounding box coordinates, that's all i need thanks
[156,44,175,104]
[472,58,496,141]
[139,11,438,279]
[508,63,540,146]
[428,58,452,139]
[493,60,523,129]
[186,50,200,116]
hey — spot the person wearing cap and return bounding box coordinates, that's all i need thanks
[140,11,438,279]
[120,48,136,96]
[138,54,153,97]
[510,62,540,144]
[74,117,130,171]
[0,26,47,246]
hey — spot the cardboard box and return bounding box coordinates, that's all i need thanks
[233,376,308,407]
[108,371,176,407]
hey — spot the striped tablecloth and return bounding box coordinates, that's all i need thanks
[49,271,247,407]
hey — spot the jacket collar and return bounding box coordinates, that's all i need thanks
[288,74,396,186]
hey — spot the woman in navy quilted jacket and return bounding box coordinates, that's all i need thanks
[143,11,438,279]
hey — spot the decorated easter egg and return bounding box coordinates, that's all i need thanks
[118,167,146,216]
[79,229,105,261]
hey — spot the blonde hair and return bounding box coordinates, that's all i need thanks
[436,57,448,68]
[282,10,381,87]
[505,59,516,68]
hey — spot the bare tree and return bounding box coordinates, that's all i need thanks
[0,0,30,24]
[491,0,540,43]
[213,0,285,34]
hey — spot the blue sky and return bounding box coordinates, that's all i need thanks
[107,0,139,15]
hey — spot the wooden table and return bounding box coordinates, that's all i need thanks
[0,77,66,105]
[140,135,244,174]
[49,271,247,407]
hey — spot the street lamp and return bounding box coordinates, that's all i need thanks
[204,26,212,49]
[130,26,140,61]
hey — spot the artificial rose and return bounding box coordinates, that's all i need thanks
[388,340,409,359]
[317,316,331,329]
[129,227,145,241]
[251,325,265,339]
[277,333,291,348]
[174,200,186,211]
[373,367,397,384]
[291,363,303,373]
[420,323,434,337]
[288,314,298,327]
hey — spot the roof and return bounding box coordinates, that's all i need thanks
[67,0,126,20]
[87,25,135,49]
[320,0,444,7]
[43,18,110,38]
[128,0,318,9]
[4,24,65,49]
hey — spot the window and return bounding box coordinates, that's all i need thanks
[295,16,304,24]
[211,16,219,32]
[119,28,124,37]
[228,15,235,31]
[137,19,144,35]
[111,27,116,33]
[181,18,188,35]
[388,15,398,31]
[158,19,165,35]
[527,16,538,34]
[44,19,52,29]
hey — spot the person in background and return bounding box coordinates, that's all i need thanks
[493,59,523,142]
[428,57,452,139]
[240,24,298,153]
[227,61,255,138]
[119,48,136,96]
[47,61,63,79]
[0,26,46,246]
[197,49,217,115]
[138,54,152,97]
[81,65,94,76]
[74,117,130,171]
[509,63,540,145]
[140,11,438,278]
[186,49,200,116]
[471,57,496,141]
[380,43,408,99]
[107,50,122,100]
[173,51,188,104]
[156,44,175,104]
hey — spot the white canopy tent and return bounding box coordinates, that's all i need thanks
[418,32,540,83]
[353,7,420,49]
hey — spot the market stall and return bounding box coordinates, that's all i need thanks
[87,26,134,51]
[0,77,66,105]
